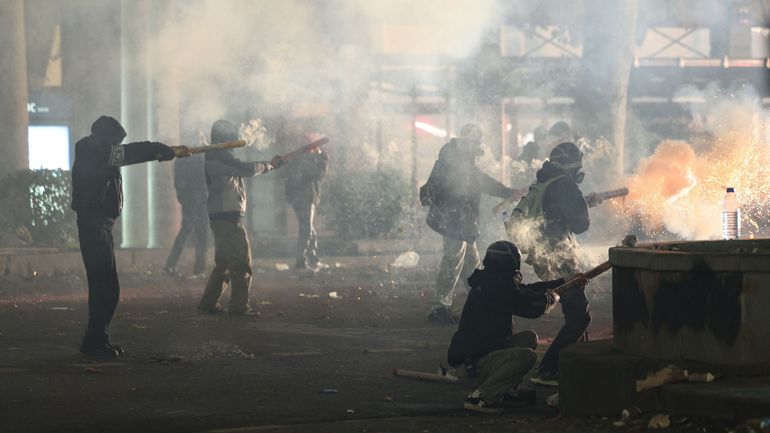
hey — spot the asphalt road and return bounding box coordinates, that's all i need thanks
[0,263,723,433]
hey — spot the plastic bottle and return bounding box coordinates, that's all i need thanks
[722,187,740,240]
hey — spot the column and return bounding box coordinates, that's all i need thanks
[0,0,30,179]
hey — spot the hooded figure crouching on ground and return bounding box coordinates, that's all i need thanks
[447,241,587,413]
[198,119,284,315]
[72,115,183,358]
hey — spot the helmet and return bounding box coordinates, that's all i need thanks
[483,240,522,272]
[548,121,572,140]
[458,123,483,143]
[211,119,239,144]
[549,142,584,183]
[457,123,484,157]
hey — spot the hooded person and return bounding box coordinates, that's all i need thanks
[71,115,182,358]
[197,119,284,316]
[447,241,585,413]
[277,122,328,271]
[507,141,591,386]
[420,123,515,324]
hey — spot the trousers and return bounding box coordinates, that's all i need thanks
[77,212,119,344]
[434,237,480,308]
[199,219,252,313]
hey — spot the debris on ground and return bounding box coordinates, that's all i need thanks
[648,414,671,429]
[274,263,290,271]
[546,393,559,408]
[389,251,420,269]
[613,407,643,427]
[738,417,770,433]
[636,365,688,392]
[328,291,341,299]
[320,389,338,393]
[83,367,101,374]
[688,372,716,383]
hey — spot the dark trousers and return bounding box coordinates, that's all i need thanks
[77,212,120,344]
[291,200,318,268]
[199,219,252,313]
[538,287,591,374]
[165,202,208,273]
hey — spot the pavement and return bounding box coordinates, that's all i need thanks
[0,254,739,433]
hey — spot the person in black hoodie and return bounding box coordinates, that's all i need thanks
[71,115,183,358]
[164,135,209,277]
[448,241,585,413]
[421,124,515,324]
[509,141,591,386]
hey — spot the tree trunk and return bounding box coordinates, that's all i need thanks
[573,0,638,178]
[0,0,29,179]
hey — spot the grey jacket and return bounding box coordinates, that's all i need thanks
[205,150,272,218]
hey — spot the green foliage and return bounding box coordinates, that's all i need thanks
[320,168,416,239]
[0,169,77,248]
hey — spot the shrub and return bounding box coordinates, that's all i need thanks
[0,169,77,248]
[320,168,416,239]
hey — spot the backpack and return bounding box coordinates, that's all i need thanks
[512,175,565,219]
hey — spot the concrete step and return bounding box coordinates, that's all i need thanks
[559,339,770,421]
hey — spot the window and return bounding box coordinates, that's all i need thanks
[28,125,70,170]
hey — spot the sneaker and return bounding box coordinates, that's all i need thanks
[163,266,181,277]
[464,396,502,414]
[427,307,458,325]
[109,343,126,356]
[530,371,559,387]
[197,304,226,315]
[80,341,121,358]
[228,306,259,317]
[502,389,536,407]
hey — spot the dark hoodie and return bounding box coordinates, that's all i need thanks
[447,269,563,367]
[537,161,590,240]
[424,139,514,241]
[71,116,174,218]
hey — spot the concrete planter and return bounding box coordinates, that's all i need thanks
[610,239,770,365]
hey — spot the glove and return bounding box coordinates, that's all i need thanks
[269,155,285,170]
[156,144,177,161]
[544,290,560,314]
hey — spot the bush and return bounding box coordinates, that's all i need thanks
[320,168,416,239]
[0,169,77,248]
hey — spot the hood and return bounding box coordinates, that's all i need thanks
[536,160,567,183]
[91,116,126,145]
[211,119,239,144]
[467,268,515,293]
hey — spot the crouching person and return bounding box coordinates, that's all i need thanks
[447,241,580,413]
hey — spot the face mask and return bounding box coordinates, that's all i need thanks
[513,270,523,285]
[573,170,585,184]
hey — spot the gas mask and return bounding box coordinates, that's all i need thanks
[513,270,523,285]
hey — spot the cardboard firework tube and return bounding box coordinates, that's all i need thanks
[393,368,459,384]
[553,260,612,296]
[280,137,329,162]
[171,139,247,157]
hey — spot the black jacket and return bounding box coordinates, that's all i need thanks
[447,269,563,367]
[282,151,328,207]
[71,133,172,219]
[423,139,514,241]
[538,161,590,240]
[173,155,207,209]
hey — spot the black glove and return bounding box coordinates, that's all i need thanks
[269,155,285,169]
[156,144,176,161]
